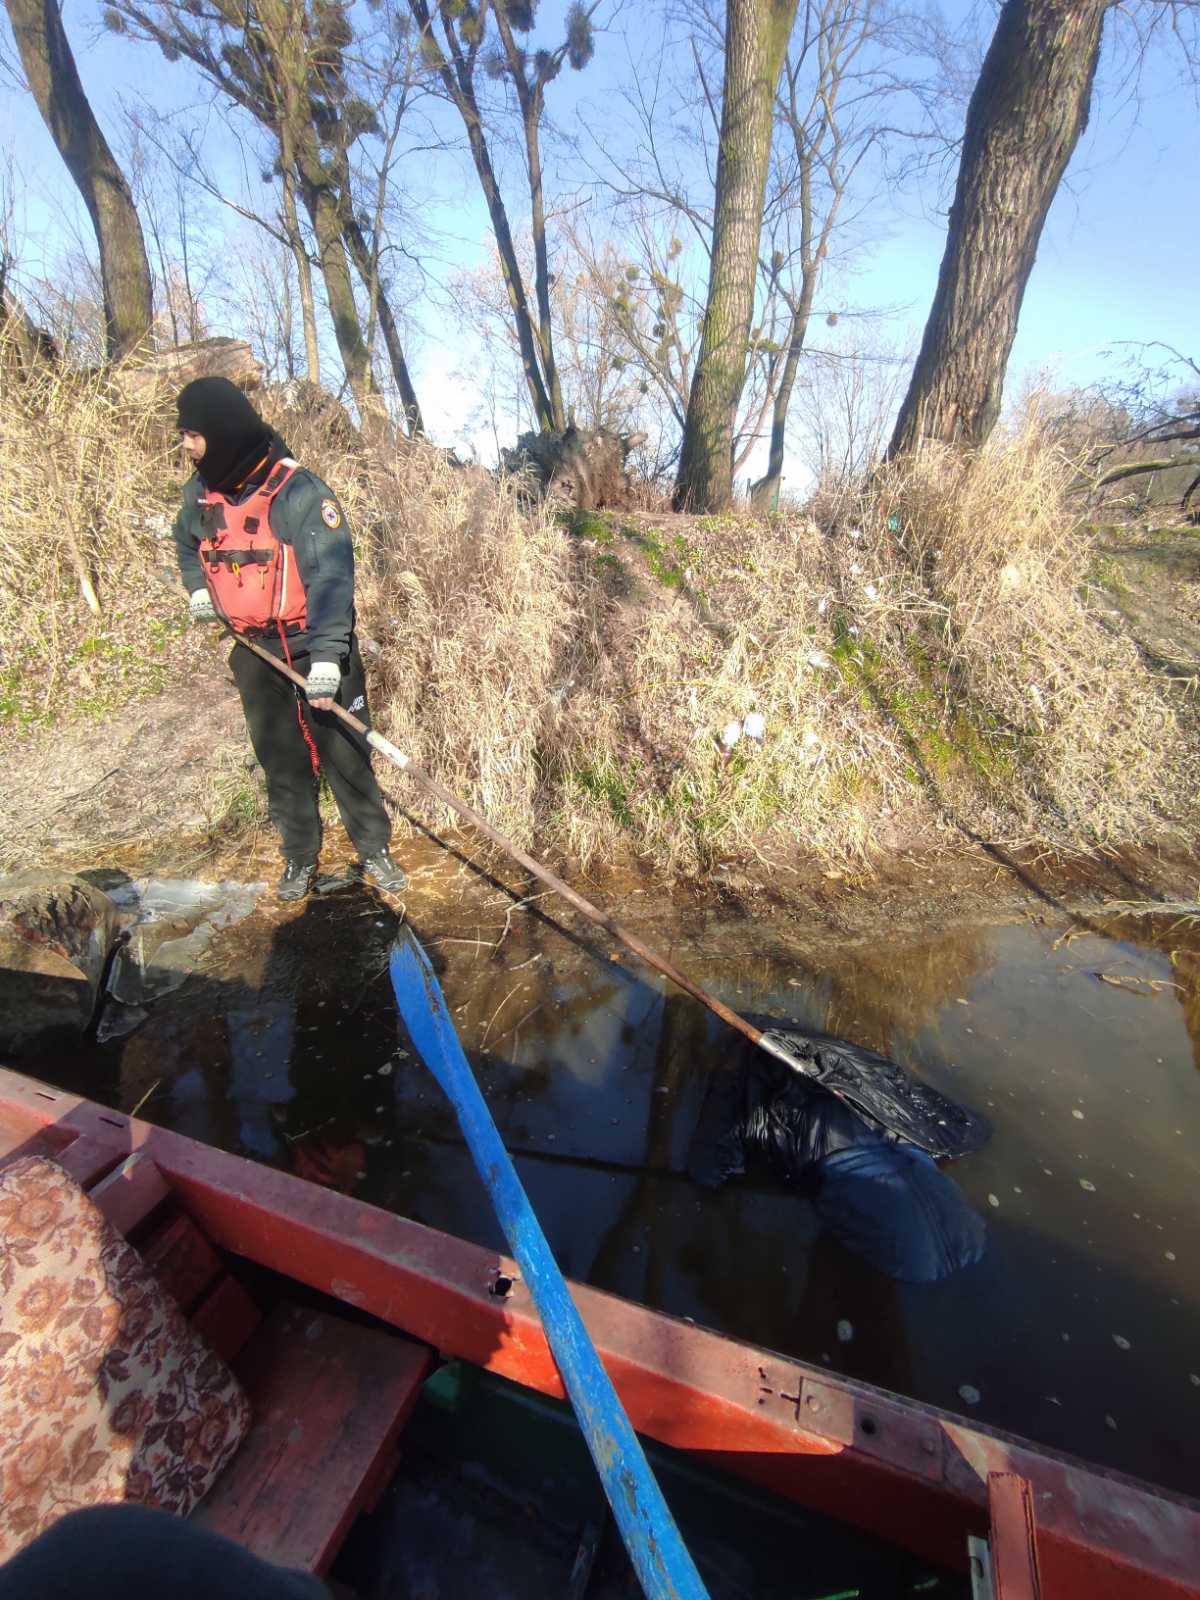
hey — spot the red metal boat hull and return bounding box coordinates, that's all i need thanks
[1,1065,1196,1597]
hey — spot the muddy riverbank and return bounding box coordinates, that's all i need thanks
[12,833,1200,1498]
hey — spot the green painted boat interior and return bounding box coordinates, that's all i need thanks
[333,1359,968,1599]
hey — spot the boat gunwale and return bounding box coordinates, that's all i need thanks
[1,1064,1197,1596]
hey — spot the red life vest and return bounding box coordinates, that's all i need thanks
[198,460,308,633]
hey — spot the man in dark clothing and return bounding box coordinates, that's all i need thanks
[173,377,407,902]
[688,1034,986,1283]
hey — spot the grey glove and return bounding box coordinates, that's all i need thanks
[188,587,217,625]
[305,660,341,705]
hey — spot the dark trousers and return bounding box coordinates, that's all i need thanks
[230,634,391,862]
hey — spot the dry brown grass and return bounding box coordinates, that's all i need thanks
[0,332,211,733]
[861,424,1183,835]
[526,415,1193,872]
[347,451,575,848]
[1,338,1193,878]
[347,413,1194,875]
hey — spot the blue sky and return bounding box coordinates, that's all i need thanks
[2,0,1197,472]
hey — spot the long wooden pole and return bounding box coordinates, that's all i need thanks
[227,629,762,1047]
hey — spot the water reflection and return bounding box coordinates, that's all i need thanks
[799,925,993,1059]
[46,880,1200,1497]
[227,1000,296,1159]
[1102,912,1200,1076]
[588,993,717,1309]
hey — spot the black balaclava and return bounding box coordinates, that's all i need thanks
[176,377,285,496]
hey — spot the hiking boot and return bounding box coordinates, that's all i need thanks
[359,849,408,893]
[276,858,317,902]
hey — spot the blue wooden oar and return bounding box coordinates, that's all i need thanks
[389,930,710,1600]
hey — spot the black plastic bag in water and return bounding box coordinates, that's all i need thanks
[757,1029,990,1159]
[687,1031,988,1282]
[814,1143,986,1282]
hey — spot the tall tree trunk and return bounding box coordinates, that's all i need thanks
[751,100,847,510]
[888,0,1108,458]
[523,99,565,430]
[490,0,565,431]
[749,267,818,509]
[407,0,556,431]
[5,0,153,359]
[748,317,803,510]
[350,240,424,437]
[331,117,424,436]
[296,164,385,433]
[339,207,425,436]
[457,107,555,429]
[460,108,556,431]
[263,0,319,384]
[282,163,320,385]
[259,0,382,427]
[675,0,800,511]
[279,263,295,380]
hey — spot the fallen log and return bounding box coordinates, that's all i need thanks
[1096,455,1199,488]
[267,377,359,448]
[112,336,262,403]
[0,290,58,370]
[502,424,648,510]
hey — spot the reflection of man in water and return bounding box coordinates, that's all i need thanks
[689,1036,986,1284]
[226,997,298,1161]
[162,897,405,1187]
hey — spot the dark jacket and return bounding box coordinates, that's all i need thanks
[173,458,357,663]
[688,1047,888,1191]
[688,1038,987,1283]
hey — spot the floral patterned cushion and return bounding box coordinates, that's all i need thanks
[0,1155,251,1560]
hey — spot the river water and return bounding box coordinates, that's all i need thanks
[42,854,1200,1498]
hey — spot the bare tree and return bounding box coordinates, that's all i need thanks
[0,166,59,361]
[317,0,429,427]
[571,220,695,433]
[887,0,1109,457]
[584,0,951,499]
[228,223,309,381]
[280,160,320,384]
[674,0,801,510]
[23,244,109,361]
[578,43,784,478]
[453,233,657,442]
[749,0,889,507]
[125,117,221,346]
[1092,343,1200,516]
[129,108,324,382]
[791,330,909,494]
[5,0,153,357]
[405,0,598,433]
[242,0,387,420]
[108,0,424,430]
